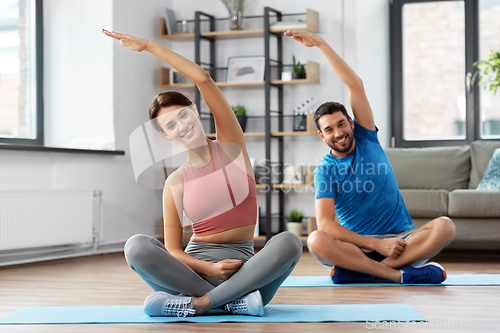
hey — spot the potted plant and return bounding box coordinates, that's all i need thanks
[472,48,500,95]
[287,209,304,237]
[292,56,306,80]
[232,104,247,132]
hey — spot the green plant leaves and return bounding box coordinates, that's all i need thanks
[473,48,500,94]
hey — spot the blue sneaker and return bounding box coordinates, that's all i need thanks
[399,262,447,284]
[143,291,196,317]
[330,266,372,284]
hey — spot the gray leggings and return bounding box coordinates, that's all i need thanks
[124,231,302,308]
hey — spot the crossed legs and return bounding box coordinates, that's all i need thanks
[124,231,302,314]
[307,216,456,282]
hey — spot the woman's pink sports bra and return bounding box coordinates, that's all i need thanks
[181,141,257,237]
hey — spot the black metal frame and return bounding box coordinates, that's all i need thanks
[264,6,284,240]
[390,0,498,147]
[194,11,216,133]
[192,7,293,240]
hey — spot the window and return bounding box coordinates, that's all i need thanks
[391,0,500,147]
[0,0,42,145]
[479,0,500,138]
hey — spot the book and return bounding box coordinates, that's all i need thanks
[164,8,178,35]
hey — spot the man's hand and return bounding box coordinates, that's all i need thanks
[102,29,150,52]
[209,259,243,280]
[374,238,406,258]
[284,30,323,48]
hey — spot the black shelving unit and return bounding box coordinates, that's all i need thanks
[191,7,289,241]
[170,7,319,241]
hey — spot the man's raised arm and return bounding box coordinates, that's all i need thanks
[285,30,375,131]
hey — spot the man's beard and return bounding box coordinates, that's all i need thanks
[328,131,354,153]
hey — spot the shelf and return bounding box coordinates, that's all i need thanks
[205,131,314,138]
[159,9,319,41]
[159,62,319,88]
[201,29,266,39]
[205,132,265,138]
[159,18,195,40]
[203,113,317,138]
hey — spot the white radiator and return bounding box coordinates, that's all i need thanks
[0,191,97,251]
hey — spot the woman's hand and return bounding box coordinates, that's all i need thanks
[102,29,149,52]
[284,30,323,48]
[209,259,243,280]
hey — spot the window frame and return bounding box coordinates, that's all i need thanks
[0,0,123,155]
[0,0,43,146]
[390,0,498,147]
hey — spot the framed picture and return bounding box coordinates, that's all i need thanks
[227,56,265,83]
[169,69,192,85]
[163,8,178,35]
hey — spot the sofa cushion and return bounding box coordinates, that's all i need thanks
[400,189,448,218]
[469,141,500,189]
[385,146,470,191]
[448,189,500,217]
[477,148,500,190]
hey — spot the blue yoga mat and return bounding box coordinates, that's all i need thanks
[282,274,500,287]
[0,304,425,324]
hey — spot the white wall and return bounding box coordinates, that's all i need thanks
[0,0,390,254]
[0,0,173,251]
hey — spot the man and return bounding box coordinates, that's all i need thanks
[285,30,456,284]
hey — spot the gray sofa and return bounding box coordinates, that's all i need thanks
[386,141,500,249]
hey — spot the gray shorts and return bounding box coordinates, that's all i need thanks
[184,240,254,287]
[361,229,415,262]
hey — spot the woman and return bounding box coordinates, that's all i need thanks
[103,29,302,318]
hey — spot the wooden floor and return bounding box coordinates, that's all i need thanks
[1,249,500,332]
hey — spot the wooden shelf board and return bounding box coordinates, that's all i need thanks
[202,29,264,39]
[272,131,314,136]
[216,81,265,87]
[159,75,319,89]
[271,78,318,85]
[160,32,195,40]
[205,132,265,138]
[160,83,195,89]
[159,8,319,41]
[205,132,314,137]
[159,29,318,41]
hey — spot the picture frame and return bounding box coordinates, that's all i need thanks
[169,68,192,85]
[163,8,178,35]
[226,56,265,83]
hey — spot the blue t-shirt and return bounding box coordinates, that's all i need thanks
[313,119,413,235]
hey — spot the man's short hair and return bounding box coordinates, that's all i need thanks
[314,102,351,131]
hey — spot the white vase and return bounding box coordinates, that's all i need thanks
[287,222,303,237]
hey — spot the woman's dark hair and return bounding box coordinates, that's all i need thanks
[149,91,192,134]
[314,101,351,131]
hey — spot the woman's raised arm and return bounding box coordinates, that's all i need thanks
[102,29,247,148]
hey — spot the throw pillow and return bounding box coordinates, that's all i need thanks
[477,148,500,190]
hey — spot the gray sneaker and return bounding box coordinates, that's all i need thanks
[224,290,264,316]
[143,291,196,317]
